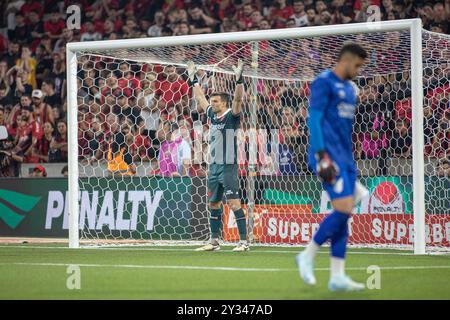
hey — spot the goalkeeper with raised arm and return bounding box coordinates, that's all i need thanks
[296,43,369,291]
[187,60,249,252]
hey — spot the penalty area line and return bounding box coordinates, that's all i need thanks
[0,262,449,273]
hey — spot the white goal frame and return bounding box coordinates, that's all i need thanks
[66,19,425,254]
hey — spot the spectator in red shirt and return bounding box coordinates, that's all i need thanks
[44,10,65,41]
[23,104,42,141]
[21,0,44,19]
[16,105,41,163]
[5,95,32,137]
[154,65,189,111]
[29,164,47,177]
[101,72,122,104]
[426,82,450,111]
[31,121,54,163]
[0,34,8,57]
[132,121,152,161]
[269,0,294,28]
[208,0,235,21]
[117,62,140,97]
[235,3,254,30]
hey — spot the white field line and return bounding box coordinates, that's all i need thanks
[0,245,423,256]
[0,262,449,272]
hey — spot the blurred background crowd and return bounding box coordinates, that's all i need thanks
[0,0,448,178]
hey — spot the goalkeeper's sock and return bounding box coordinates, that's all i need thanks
[313,210,350,246]
[330,257,345,277]
[210,208,223,239]
[233,208,247,241]
[303,240,320,259]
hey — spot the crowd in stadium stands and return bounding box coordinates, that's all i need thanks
[0,0,448,177]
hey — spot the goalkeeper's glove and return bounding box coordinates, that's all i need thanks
[186,60,198,87]
[232,59,244,84]
[315,150,339,184]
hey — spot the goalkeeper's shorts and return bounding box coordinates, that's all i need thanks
[207,164,240,203]
[322,165,357,201]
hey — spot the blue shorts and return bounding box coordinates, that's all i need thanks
[322,166,357,201]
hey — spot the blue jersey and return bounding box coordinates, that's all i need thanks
[307,70,358,172]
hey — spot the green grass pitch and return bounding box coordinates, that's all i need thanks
[0,244,449,299]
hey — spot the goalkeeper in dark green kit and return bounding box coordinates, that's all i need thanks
[187,59,249,252]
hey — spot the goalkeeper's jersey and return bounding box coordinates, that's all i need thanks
[307,70,358,171]
[207,106,240,166]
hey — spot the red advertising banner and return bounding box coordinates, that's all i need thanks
[261,213,450,246]
[223,205,450,247]
[222,204,312,242]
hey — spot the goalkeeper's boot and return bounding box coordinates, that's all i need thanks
[328,275,365,292]
[195,239,220,252]
[232,241,250,252]
[295,252,317,286]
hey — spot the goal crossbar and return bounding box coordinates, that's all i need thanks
[67,19,418,52]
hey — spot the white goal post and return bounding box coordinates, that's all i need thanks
[66,19,431,253]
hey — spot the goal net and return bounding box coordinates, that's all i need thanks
[68,20,450,253]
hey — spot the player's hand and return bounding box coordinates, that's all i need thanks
[186,61,198,87]
[315,150,339,184]
[232,59,244,84]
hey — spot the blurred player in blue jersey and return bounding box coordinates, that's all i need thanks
[296,43,369,291]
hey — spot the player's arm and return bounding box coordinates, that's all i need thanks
[231,59,244,116]
[186,61,209,113]
[307,77,338,184]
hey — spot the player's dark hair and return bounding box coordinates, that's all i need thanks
[210,92,231,105]
[338,42,367,60]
